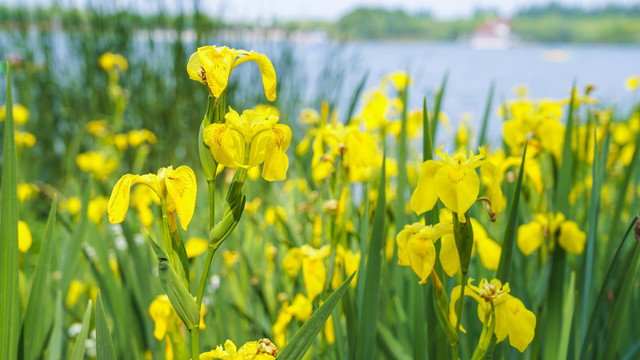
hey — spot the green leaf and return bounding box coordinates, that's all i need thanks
[47,291,64,360]
[354,155,386,360]
[0,61,20,360]
[555,83,577,215]
[345,72,369,125]
[557,271,576,359]
[23,197,58,360]
[477,81,495,147]
[396,85,410,229]
[278,273,355,360]
[60,177,92,293]
[603,231,640,360]
[580,217,639,358]
[70,300,93,360]
[96,292,117,360]
[422,96,433,163]
[429,71,448,145]
[377,323,412,360]
[496,144,527,282]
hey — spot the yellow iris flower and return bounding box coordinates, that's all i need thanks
[187,45,276,101]
[517,212,587,256]
[449,278,536,352]
[107,166,197,230]
[203,108,291,181]
[410,146,503,222]
[396,222,455,284]
[200,339,277,360]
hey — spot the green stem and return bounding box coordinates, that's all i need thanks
[471,303,495,360]
[190,328,199,360]
[452,271,467,360]
[208,180,216,230]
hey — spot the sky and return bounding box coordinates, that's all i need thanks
[8,0,639,21]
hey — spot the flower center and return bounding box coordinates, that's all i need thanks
[412,239,430,257]
[448,168,466,183]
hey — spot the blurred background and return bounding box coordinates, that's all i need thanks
[1,0,639,188]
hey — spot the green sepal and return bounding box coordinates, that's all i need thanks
[148,234,200,330]
[453,211,474,274]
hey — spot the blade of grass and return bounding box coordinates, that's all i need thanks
[580,216,638,358]
[345,72,368,125]
[278,273,355,360]
[47,291,64,360]
[1,61,20,360]
[96,292,117,360]
[429,70,448,145]
[70,300,93,360]
[603,230,640,360]
[23,197,58,360]
[60,177,92,293]
[354,155,386,360]
[377,323,412,360]
[496,144,527,282]
[477,81,495,147]
[556,83,577,215]
[558,271,576,359]
[396,85,410,229]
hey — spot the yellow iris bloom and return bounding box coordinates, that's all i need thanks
[449,278,536,352]
[396,222,455,284]
[517,212,587,255]
[203,108,291,181]
[410,146,503,222]
[200,339,277,360]
[187,45,276,101]
[108,166,197,230]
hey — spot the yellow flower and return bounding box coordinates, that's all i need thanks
[626,75,639,91]
[203,108,291,181]
[17,182,39,203]
[15,130,36,148]
[200,339,276,360]
[449,278,536,352]
[282,248,303,277]
[60,196,82,215]
[185,237,209,258]
[87,196,109,224]
[187,45,276,100]
[149,295,174,340]
[76,151,118,179]
[66,280,87,308]
[86,119,109,137]
[396,222,454,284]
[301,245,330,301]
[131,185,159,228]
[244,198,262,214]
[18,220,33,253]
[108,166,197,230]
[558,220,586,255]
[98,52,128,72]
[517,213,586,255]
[383,70,411,91]
[411,146,501,222]
[0,104,30,125]
[128,129,157,147]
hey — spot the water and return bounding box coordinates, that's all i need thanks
[277,41,640,143]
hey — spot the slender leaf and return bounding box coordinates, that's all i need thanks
[477,81,495,147]
[496,144,527,282]
[556,83,577,215]
[60,177,92,293]
[0,61,20,360]
[396,86,410,229]
[377,323,412,360]
[23,197,58,360]
[423,96,433,162]
[558,271,576,359]
[70,300,93,360]
[278,273,355,360]
[47,291,64,360]
[429,71,448,145]
[345,72,368,125]
[355,155,386,360]
[96,292,117,360]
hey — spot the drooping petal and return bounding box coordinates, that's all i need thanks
[410,160,440,215]
[475,236,502,271]
[504,295,536,352]
[186,51,204,84]
[108,174,157,224]
[165,166,197,231]
[302,257,326,301]
[262,124,292,181]
[517,221,544,256]
[480,161,506,214]
[396,223,424,267]
[234,51,277,101]
[434,164,479,222]
[439,233,460,277]
[558,220,586,255]
[407,235,436,284]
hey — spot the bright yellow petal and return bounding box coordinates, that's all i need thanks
[234,51,277,101]
[558,220,586,255]
[504,295,536,352]
[185,237,208,258]
[410,160,439,215]
[18,221,33,253]
[439,233,460,277]
[475,236,501,271]
[435,164,479,222]
[481,161,506,214]
[303,257,326,301]
[197,46,238,98]
[262,125,292,181]
[517,222,544,256]
[407,235,436,284]
[203,123,245,168]
[165,166,197,231]
[186,51,204,84]
[108,174,157,224]
[396,223,424,266]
